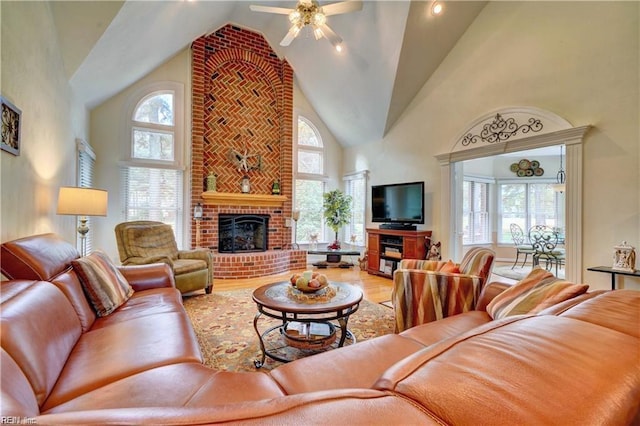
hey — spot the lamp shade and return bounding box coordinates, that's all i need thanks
[57,187,108,216]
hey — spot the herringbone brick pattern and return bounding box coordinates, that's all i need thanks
[191,25,294,256]
[204,59,280,194]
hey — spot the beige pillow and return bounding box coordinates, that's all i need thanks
[72,250,134,317]
[486,267,588,320]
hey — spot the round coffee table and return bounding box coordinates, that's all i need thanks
[252,281,363,368]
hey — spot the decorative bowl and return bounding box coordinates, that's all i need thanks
[290,272,329,293]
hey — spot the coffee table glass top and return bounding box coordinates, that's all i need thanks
[253,281,363,314]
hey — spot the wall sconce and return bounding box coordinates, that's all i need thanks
[56,186,108,256]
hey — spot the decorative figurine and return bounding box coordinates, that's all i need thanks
[613,241,636,272]
[206,172,217,192]
[241,175,250,193]
[427,241,442,261]
[271,179,281,195]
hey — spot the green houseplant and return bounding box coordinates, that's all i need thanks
[323,189,352,250]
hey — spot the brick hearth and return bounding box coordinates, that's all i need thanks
[191,25,298,278]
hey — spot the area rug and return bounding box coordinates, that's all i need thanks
[183,287,395,373]
[492,265,564,281]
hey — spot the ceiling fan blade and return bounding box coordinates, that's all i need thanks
[249,5,294,15]
[280,25,301,47]
[322,0,363,16]
[319,23,343,47]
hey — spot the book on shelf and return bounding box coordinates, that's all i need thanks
[384,250,402,259]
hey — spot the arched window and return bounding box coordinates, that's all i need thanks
[121,84,184,245]
[294,116,327,243]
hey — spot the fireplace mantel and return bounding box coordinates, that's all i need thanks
[201,191,287,207]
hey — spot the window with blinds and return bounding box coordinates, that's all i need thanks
[77,139,96,254]
[462,179,490,244]
[121,86,184,245]
[344,171,368,246]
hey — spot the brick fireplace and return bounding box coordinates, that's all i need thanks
[191,25,305,278]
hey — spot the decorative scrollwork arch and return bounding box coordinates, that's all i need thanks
[436,106,591,284]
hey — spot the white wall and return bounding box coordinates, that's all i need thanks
[344,2,639,290]
[0,2,88,246]
[90,49,343,260]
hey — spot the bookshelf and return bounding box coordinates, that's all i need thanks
[366,228,432,278]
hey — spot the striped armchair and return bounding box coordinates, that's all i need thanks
[392,247,495,332]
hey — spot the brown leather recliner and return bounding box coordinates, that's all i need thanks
[115,221,213,294]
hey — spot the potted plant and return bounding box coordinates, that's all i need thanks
[323,189,352,250]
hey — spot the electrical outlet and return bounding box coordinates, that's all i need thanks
[285,218,292,228]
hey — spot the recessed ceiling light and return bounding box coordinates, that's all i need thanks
[431,2,443,16]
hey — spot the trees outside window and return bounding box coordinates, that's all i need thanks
[344,171,367,246]
[294,116,326,243]
[498,182,563,244]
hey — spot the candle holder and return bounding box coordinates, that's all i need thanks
[291,210,300,249]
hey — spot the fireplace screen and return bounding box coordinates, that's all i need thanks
[218,214,269,253]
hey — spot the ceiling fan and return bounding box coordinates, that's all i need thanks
[250,0,363,51]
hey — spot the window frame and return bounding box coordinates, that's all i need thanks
[462,176,492,245]
[497,178,563,245]
[76,138,97,254]
[120,82,186,246]
[343,170,368,247]
[294,115,329,244]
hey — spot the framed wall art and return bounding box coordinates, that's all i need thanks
[1,96,21,156]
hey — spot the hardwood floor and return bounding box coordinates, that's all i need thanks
[212,266,393,303]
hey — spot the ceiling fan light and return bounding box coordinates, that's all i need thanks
[312,12,326,26]
[289,10,301,24]
[313,27,324,40]
[335,43,343,53]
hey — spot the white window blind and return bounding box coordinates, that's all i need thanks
[462,179,490,244]
[120,166,183,243]
[77,139,96,254]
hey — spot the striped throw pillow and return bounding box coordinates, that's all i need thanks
[72,250,134,317]
[486,267,588,319]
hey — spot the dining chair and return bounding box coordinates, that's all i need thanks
[528,225,565,276]
[509,223,536,269]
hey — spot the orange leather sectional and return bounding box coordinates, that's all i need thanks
[1,233,639,425]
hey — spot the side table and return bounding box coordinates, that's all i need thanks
[307,249,360,268]
[587,266,640,290]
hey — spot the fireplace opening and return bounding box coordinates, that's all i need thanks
[218,214,269,253]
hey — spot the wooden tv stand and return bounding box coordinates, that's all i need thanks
[366,228,432,278]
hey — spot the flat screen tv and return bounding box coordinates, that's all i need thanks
[372,181,424,229]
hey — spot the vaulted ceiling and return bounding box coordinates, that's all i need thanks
[50,1,486,147]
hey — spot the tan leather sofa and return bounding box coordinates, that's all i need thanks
[1,233,639,425]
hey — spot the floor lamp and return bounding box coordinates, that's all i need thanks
[57,187,108,257]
